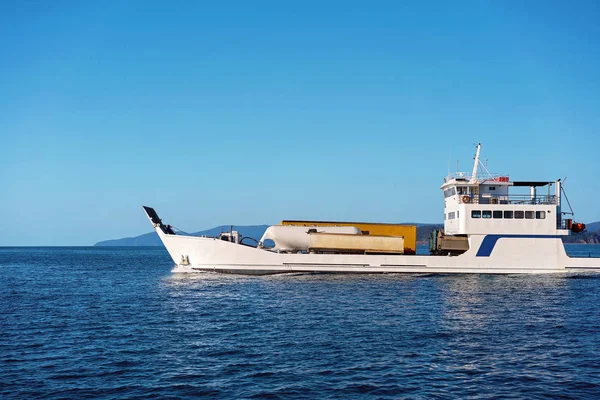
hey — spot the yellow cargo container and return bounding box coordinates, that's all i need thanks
[281,220,417,255]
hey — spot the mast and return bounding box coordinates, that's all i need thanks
[470,143,481,183]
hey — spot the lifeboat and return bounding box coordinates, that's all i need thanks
[571,222,586,233]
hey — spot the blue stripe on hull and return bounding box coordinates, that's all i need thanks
[476,235,562,257]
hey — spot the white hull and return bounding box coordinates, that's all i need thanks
[156,229,600,275]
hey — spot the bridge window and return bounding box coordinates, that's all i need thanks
[469,209,545,221]
[444,188,456,198]
[457,186,467,195]
[489,186,496,191]
[515,211,525,219]
[536,211,546,219]
[448,212,456,220]
[525,211,534,219]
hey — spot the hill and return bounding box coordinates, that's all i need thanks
[416,224,444,244]
[95,225,269,246]
[564,221,600,244]
[586,221,600,233]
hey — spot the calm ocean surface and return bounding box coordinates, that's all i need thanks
[2,245,600,399]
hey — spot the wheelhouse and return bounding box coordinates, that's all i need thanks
[440,145,569,236]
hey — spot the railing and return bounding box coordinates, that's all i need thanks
[446,172,509,182]
[446,172,472,181]
[459,194,558,205]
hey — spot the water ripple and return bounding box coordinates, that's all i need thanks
[1,246,600,398]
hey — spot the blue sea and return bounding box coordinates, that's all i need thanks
[2,245,600,399]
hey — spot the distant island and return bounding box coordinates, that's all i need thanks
[95,221,600,246]
[95,225,270,246]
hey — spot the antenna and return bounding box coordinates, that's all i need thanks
[469,143,481,183]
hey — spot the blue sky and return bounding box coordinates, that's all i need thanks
[1,1,599,245]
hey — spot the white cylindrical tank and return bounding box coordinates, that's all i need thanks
[259,225,361,252]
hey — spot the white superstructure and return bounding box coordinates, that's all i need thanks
[143,144,599,274]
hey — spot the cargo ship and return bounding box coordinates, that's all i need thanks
[143,144,600,274]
